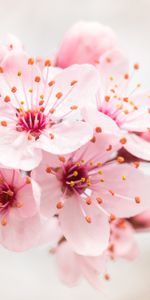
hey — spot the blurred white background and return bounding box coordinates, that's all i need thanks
[0,0,150,299]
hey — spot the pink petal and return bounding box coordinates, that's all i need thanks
[16,177,40,218]
[0,213,43,251]
[83,106,120,135]
[97,48,129,91]
[56,241,81,286]
[121,107,150,132]
[6,34,23,51]
[99,163,150,217]
[56,21,117,67]
[37,120,93,155]
[37,217,62,247]
[1,52,41,109]
[32,163,62,218]
[44,64,100,117]
[0,128,42,170]
[124,133,150,161]
[110,221,138,261]
[59,195,110,256]
[80,260,103,291]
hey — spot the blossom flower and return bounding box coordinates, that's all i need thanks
[0,167,42,251]
[55,239,107,289]
[91,48,150,160]
[56,21,117,68]
[109,219,138,261]
[0,34,23,63]
[50,219,137,289]
[32,130,149,256]
[0,52,99,170]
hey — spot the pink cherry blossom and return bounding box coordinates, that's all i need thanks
[55,240,107,289]
[93,48,150,160]
[0,52,99,170]
[56,21,118,67]
[109,219,138,261]
[0,35,23,63]
[32,130,149,256]
[0,167,42,251]
[51,219,137,289]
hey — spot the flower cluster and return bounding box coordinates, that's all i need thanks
[0,22,150,290]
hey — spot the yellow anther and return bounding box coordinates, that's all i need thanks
[122,175,126,181]
[97,162,102,167]
[73,171,78,177]
[98,170,103,175]
[70,181,75,187]
[81,177,86,183]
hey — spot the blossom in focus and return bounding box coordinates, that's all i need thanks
[92,48,150,160]
[0,34,23,63]
[32,130,149,256]
[0,167,42,251]
[56,21,117,68]
[0,52,99,170]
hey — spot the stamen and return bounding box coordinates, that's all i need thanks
[135,196,141,204]
[56,201,64,209]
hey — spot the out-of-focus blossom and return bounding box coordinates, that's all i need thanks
[109,219,138,260]
[0,52,99,170]
[55,240,107,289]
[56,21,117,67]
[92,48,150,160]
[32,130,149,256]
[51,219,137,289]
[0,35,23,63]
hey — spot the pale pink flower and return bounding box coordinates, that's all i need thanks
[0,167,42,251]
[55,240,107,289]
[93,48,150,160]
[52,219,137,289]
[0,34,23,63]
[0,52,99,170]
[32,131,149,256]
[109,219,138,261]
[56,21,117,68]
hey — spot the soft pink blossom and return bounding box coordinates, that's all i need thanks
[32,130,149,256]
[56,21,117,67]
[0,167,42,251]
[109,219,138,260]
[55,240,107,289]
[52,219,137,289]
[93,48,150,160]
[0,52,99,170]
[0,35,23,63]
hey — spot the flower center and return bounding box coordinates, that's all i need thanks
[0,184,15,210]
[16,110,49,137]
[61,162,89,195]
